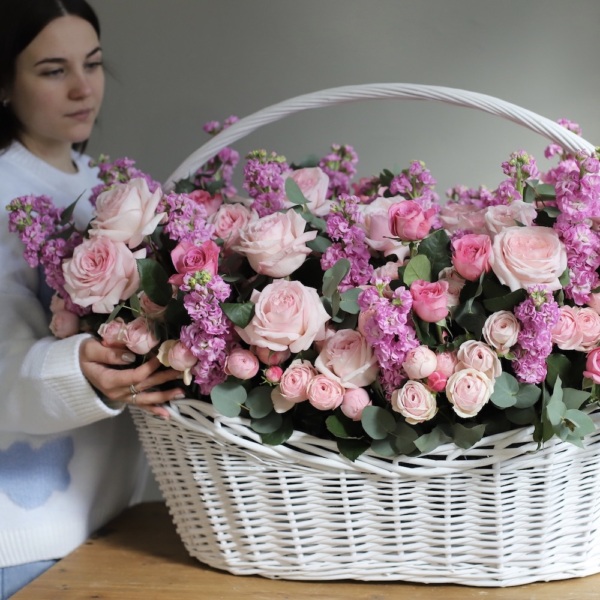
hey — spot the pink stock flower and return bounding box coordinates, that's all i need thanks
[388,200,436,241]
[410,280,449,323]
[169,239,220,286]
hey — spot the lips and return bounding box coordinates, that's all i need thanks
[66,108,94,121]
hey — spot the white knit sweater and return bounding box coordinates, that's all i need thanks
[0,142,147,567]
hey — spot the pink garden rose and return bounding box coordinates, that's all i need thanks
[157,339,198,385]
[314,329,379,388]
[587,292,600,315]
[169,239,220,286]
[98,317,128,347]
[446,368,494,418]
[482,311,520,355]
[451,233,492,282]
[188,189,222,217]
[123,317,160,355]
[437,267,466,309]
[253,345,291,366]
[402,345,438,380]
[551,305,584,351]
[583,347,600,384]
[89,178,165,248]
[489,226,567,292]
[391,380,438,424]
[233,209,317,278]
[573,307,600,352]
[410,279,449,323]
[340,388,372,421]
[209,202,257,253]
[388,200,436,241]
[436,351,458,378]
[224,347,260,380]
[284,167,330,216]
[361,196,411,259]
[236,280,330,353]
[63,236,143,314]
[438,203,487,235]
[49,310,80,339]
[484,201,537,237]
[271,359,318,413]
[456,340,501,381]
[306,375,345,411]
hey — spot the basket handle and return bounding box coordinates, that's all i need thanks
[164,82,597,190]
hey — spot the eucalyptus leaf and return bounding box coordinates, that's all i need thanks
[322,259,350,298]
[414,426,452,454]
[545,382,566,428]
[506,406,538,426]
[482,289,526,312]
[210,381,247,417]
[137,258,172,306]
[246,386,275,419]
[251,411,283,434]
[337,438,370,462]
[306,235,332,253]
[562,388,591,410]
[418,229,452,276]
[260,413,294,445]
[453,299,486,337]
[326,414,364,439]
[220,302,255,328]
[403,254,432,286]
[361,405,397,440]
[546,354,573,388]
[370,436,400,457]
[284,177,309,205]
[452,423,487,449]
[563,409,596,437]
[339,288,362,314]
[490,372,520,409]
[514,384,541,409]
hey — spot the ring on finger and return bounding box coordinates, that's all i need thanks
[130,383,140,395]
[130,393,138,405]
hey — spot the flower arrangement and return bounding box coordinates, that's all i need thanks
[7,116,600,461]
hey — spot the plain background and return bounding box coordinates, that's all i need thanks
[87,0,600,499]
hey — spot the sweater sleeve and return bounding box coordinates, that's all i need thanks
[0,212,124,436]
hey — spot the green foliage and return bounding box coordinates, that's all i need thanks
[137,258,172,306]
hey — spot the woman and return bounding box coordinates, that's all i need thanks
[0,1,184,596]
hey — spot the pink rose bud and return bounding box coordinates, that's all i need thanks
[340,388,372,421]
[98,317,128,347]
[410,279,449,323]
[253,345,291,366]
[388,200,436,241]
[306,374,345,411]
[225,348,260,380]
[451,233,492,282]
[426,371,447,393]
[49,310,80,339]
[583,347,600,384]
[168,342,198,372]
[402,345,438,380]
[435,351,458,378]
[264,365,284,384]
[123,317,160,355]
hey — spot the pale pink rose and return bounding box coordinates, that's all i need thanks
[89,178,165,248]
[98,317,128,347]
[583,347,600,384]
[361,196,411,259]
[340,388,372,421]
[551,305,584,351]
[436,351,458,378]
[357,306,377,338]
[446,368,494,418]
[284,167,330,216]
[456,340,501,381]
[452,233,492,282]
[489,226,567,292]
[225,347,260,380]
[588,292,600,315]
[314,329,379,389]
[402,345,438,380]
[437,267,466,308]
[410,279,450,323]
[484,201,537,237]
[236,280,330,353]
[574,307,600,352]
[188,189,222,217]
[483,311,521,355]
[209,202,258,253]
[391,380,438,424]
[439,203,487,235]
[253,345,291,366]
[264,365,283,384]
[49,310,80,339]
[272,359,318,406]
[49,294,66,313]
[123,317,160,355]
[157,339,198,385]
[426,371,447,392]
[63,236,143,314]
[306,374,345,411]
[169,239,220,286]
[138,291,168,320]
[388,200,436,241]
[372,260,405,282]
[232,209,317,278]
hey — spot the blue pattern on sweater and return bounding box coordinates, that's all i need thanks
[0,437,73,509]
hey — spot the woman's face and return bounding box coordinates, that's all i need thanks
[9,15,104,155]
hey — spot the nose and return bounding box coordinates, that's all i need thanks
[68,70,93,100]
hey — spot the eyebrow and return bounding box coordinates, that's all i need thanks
[33,46,102,67]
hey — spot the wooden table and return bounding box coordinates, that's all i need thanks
[13,502,600,599]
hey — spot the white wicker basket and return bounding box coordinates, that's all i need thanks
[134,84,600,587]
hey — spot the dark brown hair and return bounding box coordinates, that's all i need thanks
[0,0,101,152]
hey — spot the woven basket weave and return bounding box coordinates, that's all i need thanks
[134,84,600,587]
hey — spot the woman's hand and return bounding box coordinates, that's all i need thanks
[79,338,186,419]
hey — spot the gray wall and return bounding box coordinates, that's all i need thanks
[88,0,600,500]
